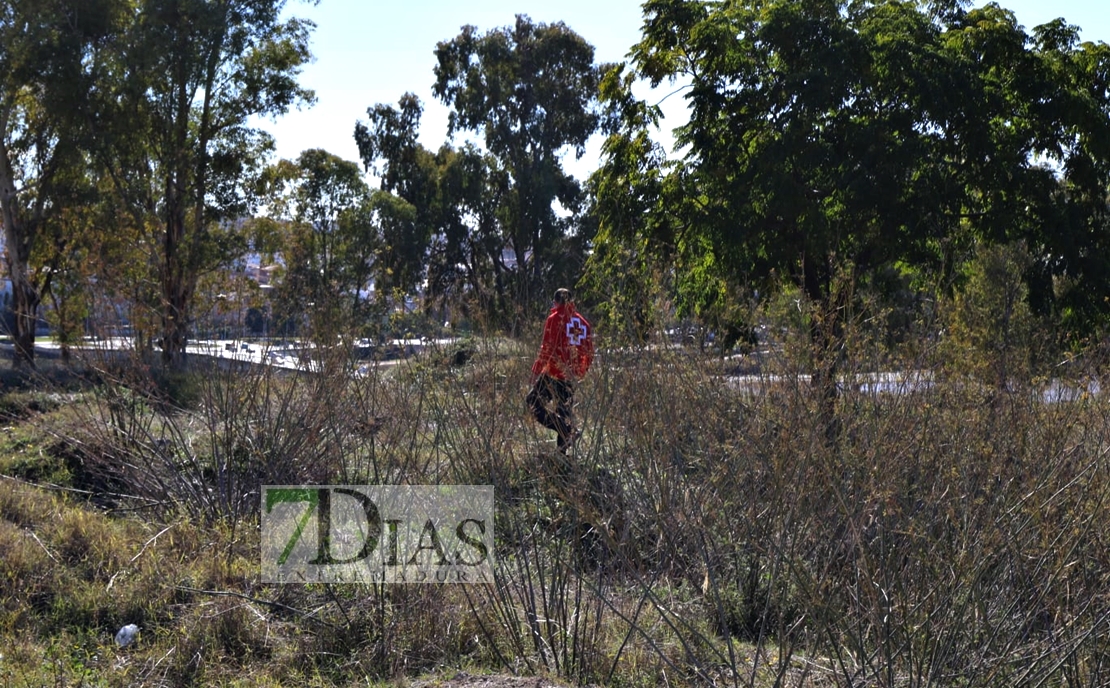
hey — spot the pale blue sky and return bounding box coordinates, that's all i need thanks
[257,0,1109,180]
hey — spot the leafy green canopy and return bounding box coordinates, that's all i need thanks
[91,0,316,364]
[255,149,380,338]
[357,95,505,318]
[593,0,1110,337]
[0,0,126,366]
[433,15,608,317]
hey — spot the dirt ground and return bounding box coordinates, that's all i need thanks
[410,672,573,688]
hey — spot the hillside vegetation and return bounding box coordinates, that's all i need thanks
[0,307,1108,687]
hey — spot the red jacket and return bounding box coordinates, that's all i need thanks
[531,303,593,381]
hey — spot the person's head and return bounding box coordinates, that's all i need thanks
[553,288,572,306]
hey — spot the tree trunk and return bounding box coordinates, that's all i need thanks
[0,124,39,368]
[802,254,843,445]
[161,180,190,369]
[160,36,195,371]
[10,279,40,367]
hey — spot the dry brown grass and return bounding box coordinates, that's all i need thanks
[0,328,1108,686]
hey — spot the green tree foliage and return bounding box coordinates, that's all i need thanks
[422,143,514,320]
[257,150,377,341]
[943,240,1037,387]
[581,65,674,342]
[433,15,608,321]
[40,173,111,363]
[368,188,422,298]
[0,0,123,367]
[355,95,440,301]
[594,0,1110,367]
[356,94,428,203]
[91,0,315,366]
[357,94,516,323]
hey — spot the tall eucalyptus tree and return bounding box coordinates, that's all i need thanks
[94,0,315,366]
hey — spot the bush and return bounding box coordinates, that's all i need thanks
[4,305,1110,686]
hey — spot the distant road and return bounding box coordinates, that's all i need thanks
[2,337,458,373]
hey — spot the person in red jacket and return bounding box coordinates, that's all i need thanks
[527,288,593,452]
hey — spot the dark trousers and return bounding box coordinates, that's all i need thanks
[527,374,575,449]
